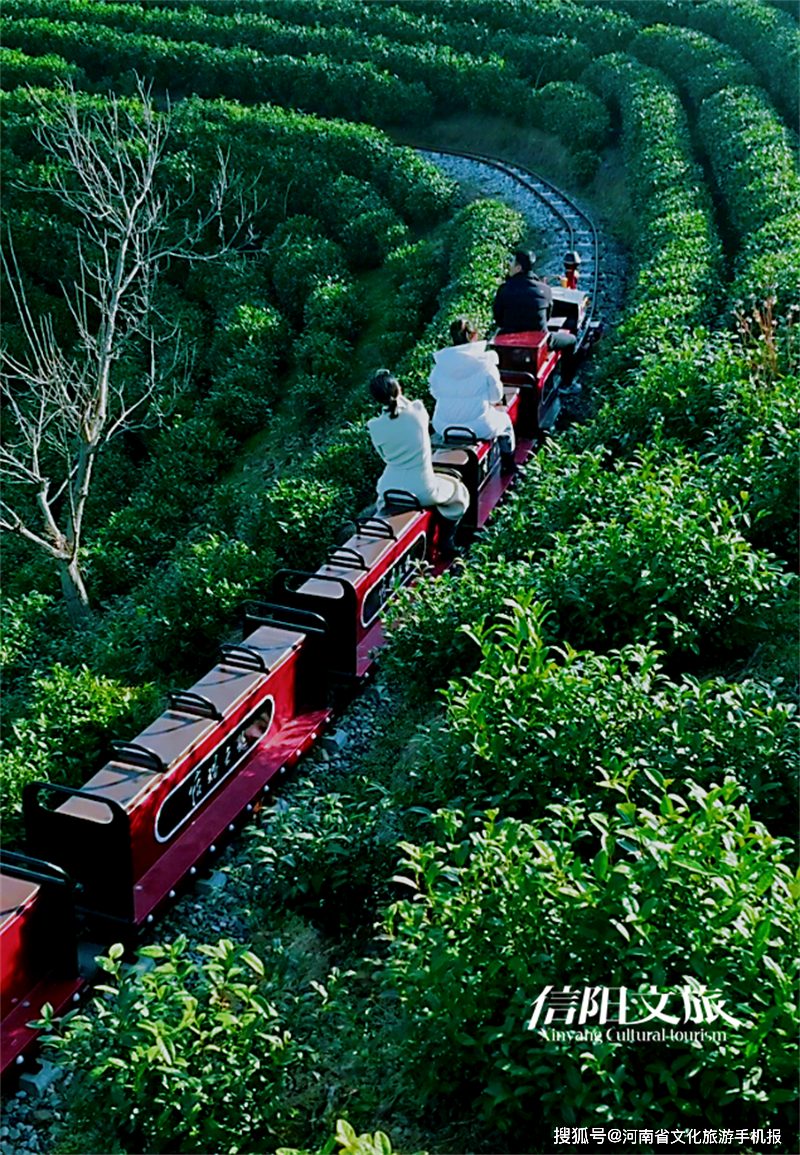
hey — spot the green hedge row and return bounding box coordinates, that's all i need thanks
[129,0,635,58]
[586,54,721,359]
[698,84,800,311]
[0,3,612,172]
[609,0,800,126]
[0,1,526,118]
[384,442,793,691]
[0,44,87,88]
[0,18,434,127]
[385,745,798,1134]
[713,3,799,111]
[629,22,758,106]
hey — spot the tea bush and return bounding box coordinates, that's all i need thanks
[233,477,358,573]
[88,418,236,598]
[383,788,798,1137]
[630,24,757,105]
[40,937,308,1154]
[586,54,721,365]
[414,598,799,834]
[93,533,270,681]
[0,44,87,88]
[386,445,792,697]
[250,779,400,932]
[383,555,532,697]
[265,217,349,328]
[0,664,159,842]
[278,1117,429,1155]
[571,331,730,453]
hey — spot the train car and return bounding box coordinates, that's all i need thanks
[22,612,332,939]
[490,284,590,433]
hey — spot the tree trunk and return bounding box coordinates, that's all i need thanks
[57,555,91,626]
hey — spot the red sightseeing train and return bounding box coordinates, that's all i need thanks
[0,284,590,1073]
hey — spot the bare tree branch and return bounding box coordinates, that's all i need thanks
[1,78,262,624]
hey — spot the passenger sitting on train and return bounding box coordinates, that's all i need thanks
[429,319,517,476]
[492,249,552,333]
[367,369,470,560]
[561,250,581,292]
[493,249,578,390]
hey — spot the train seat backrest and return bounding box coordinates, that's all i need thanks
[490,331,550,374]
[0,874,43,1018]
[551,287,587,331]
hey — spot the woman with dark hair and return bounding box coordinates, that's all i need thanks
[429,319,517,475]
[367,370,469,559]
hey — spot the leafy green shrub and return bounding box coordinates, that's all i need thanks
[630,24,758,105]
[699,85,800,240]
[586,54,721,364]
[527,81,611,161]
[41,937,306,1155]
[396,199,523,398]
[88,417,236,598]
[340,208,408,270]
[493,444,790,646]
[0,44,87,88]
[265,217,348,327]
[713,429,800,564]
[512,453,789,658]
[574,330,730,454]
[293,334,354,387]
[251,779,399,932]
[1,664,159,842]
[307,422,378,510]
[210,296,285,377]
[383,557,532,697]
[682,0,800,125]
[379,238,446,363]
[201,380,272,439]
[232,477,357,574]
[416,598,799,834]
[95,533,270,680]
[278,1118,429,1155]
[388,445,791,697]
[304,278,368,344]
[384,788,798,1137]
[0,591,57,674]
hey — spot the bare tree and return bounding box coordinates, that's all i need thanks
[1,82,257,624]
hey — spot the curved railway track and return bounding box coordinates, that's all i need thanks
[417,148,601,350]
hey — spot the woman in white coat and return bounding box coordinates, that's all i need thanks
[429,319,517,474]
[367,370,469,559]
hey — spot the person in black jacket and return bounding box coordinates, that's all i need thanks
[493,250,579,390]
[492,250,553,333]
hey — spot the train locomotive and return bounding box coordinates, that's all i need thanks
[0,272,591,1074]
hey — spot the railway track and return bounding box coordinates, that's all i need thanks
[417,148,601,350]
